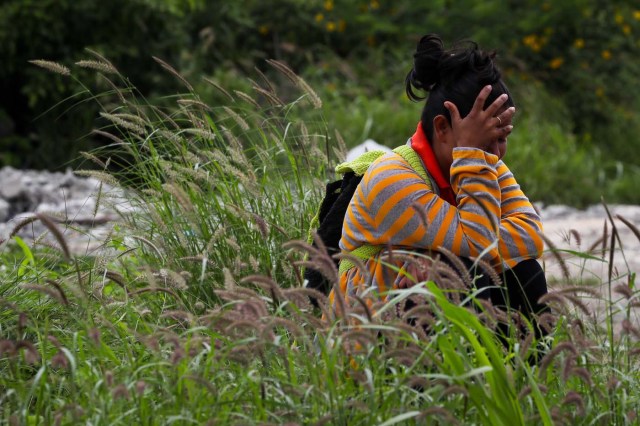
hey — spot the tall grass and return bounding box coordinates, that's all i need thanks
[1,58,639,425]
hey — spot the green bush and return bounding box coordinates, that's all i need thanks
[0,0,188,170]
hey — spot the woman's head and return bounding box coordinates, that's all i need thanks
[405,34,514,143]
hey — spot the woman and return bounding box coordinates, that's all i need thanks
[329,34,548,323]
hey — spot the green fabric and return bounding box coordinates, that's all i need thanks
[304,144,430,278]
[337,145,430,274]
[393,145,429,183]
[335,150,389,176]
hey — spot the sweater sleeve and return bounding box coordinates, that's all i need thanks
[340,148,503,264]
[495,160,544,268]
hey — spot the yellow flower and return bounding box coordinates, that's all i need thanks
[549,57,564,69]
[324,0,333,11]
[370,0,380,10]
[623,24,631,35]
[258,25,269,35]
[634,10,640,20]
[573,38,585,49]
[601,50,612,60]
[522,35,536,46]
[615,13,624,24]
[338,19,346,32]
[542,2,551,11]
[326,21,336,32]
[315,13,324,22]
[595,87,604,98]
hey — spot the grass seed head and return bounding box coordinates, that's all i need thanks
[22,284,69,306]
[29,59,70,75]
[112,384,130,401]
[105,370,114,387]
[419,407,459,425]
[0,340,16,357]
[233,90,261,108]
[76,59,118,74]
[539,341,578,378]
[50,351,69,370]
[153,56,193,91]
[135,380,147,396]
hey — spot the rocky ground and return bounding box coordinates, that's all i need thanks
[0,166,131,255]
[1,166,639,323]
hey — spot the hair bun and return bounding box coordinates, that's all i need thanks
[405,34,445,101]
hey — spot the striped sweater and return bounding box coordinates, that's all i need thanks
[330,140,544,304]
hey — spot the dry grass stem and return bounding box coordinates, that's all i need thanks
[266,59,299,85]
[222,106,250,131]
[203,77,234,102]
[539,341,579,378]
[36,213,71,261]
[28,60,70,76]
[252,85,283,106]
[419,407,459,425]
[177,98,212,111]
[73,170,120,187]
[296,76,322,108]
[99,112,146,135]
[129,235,164,262]
[91,129,127,146]
[152,56,193,91]
[541,233,571,282]
[232,90,261,108]
[616,214,640,244]
[21,284,69,306]
[569,229,582,247]
[75,60,117,74]
[184,128,216,141]
[79,151,108,169]
[84,48,118,72]
[104,271,128,292]
[253,66,276,93]
[8,215,39,240]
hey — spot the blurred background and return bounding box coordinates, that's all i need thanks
[1,0,639,207]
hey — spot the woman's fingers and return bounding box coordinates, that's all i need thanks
[443,100,461,123]
[484,92,509,118]
[396,260,430,289]
[471,85,493,114]
[496,106,516,127]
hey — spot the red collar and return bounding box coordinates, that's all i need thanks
[410,121,457,206]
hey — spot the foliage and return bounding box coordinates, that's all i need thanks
[0,0,187,169]
[4,0,640,184]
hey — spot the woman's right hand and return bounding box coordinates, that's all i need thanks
[444,85,515,151]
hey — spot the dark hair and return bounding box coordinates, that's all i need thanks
[405,34,515,141]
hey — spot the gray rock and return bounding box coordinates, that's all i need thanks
[0,198,9,222]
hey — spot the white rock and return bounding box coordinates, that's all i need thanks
[345,139,392,162]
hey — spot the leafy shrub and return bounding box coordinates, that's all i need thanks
[0,0,187,169]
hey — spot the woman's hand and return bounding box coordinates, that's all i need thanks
[396,259,430,289]
[444,85,515,151]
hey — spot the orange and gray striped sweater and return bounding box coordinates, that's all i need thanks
[329,136,544,305]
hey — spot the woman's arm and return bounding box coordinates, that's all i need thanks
[496,160,544,269]
[340,148,503,265]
